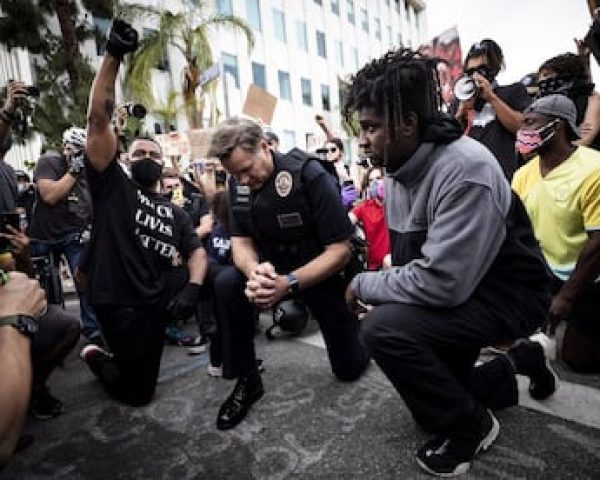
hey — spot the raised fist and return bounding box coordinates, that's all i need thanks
[106,19,139,59]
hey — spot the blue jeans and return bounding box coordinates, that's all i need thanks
[31,231,100,340]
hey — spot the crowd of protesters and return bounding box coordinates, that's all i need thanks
[0,11,600,477]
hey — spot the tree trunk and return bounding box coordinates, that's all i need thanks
[183,60,204,129]
[53,0,82,94]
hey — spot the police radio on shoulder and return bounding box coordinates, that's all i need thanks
[286,272,300,295]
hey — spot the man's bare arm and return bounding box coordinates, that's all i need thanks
[232,236,260,279]
[86,55,119,172]
[37,176,77,206]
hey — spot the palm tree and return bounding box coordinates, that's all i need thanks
[152,89,186,134]
[122,0,254,129]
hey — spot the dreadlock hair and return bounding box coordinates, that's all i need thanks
[343,48,444,142]
[539,53,589,81]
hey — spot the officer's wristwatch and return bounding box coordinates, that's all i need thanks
[286,273,300,296]
[0,314,38,339]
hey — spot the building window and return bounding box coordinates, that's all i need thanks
[386,25,392,45]
[245,0,261,32]
[316,30,327,58]
[282,130,296,151]
[321,84,331,111]
[252,62,266,89]
[301,78,312,106]
[278,70,292,100]
[352,47,358,71]
[296,20,308,51]
[336,40,344,67]
[222,53,239,88]
[347,0,355,24]
[361,8,369,32]
[93,16,111,56]
[331,0,340,15]
[272,8,286,42]
[216,0,233,15]
[374,18,381,40]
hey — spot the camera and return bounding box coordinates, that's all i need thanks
[123,102,147,119]
[25,86,40,98]
[215,169,227,186]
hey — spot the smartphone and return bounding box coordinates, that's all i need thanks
[0,212,20,253]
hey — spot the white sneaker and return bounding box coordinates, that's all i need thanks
[529,332,557,362]
[187,344,207,355]
[207,364,223,377]
[80,344,112,361]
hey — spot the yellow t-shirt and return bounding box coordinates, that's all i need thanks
[512,146,600,280]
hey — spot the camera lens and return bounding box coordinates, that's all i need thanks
[26,86,40,98]
[130,104,147,119]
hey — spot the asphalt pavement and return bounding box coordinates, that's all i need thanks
[3,300,600,479]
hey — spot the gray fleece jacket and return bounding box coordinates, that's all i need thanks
[351,136,513,307]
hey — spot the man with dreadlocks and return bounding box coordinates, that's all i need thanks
[344,49,556,477]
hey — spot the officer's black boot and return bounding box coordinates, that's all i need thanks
[216,370,264,430]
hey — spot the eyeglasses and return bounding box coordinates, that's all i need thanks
[327,147,338,153]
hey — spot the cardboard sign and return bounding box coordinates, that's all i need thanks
[242,84,277,125]
[188,128,215,159]
[154,132,190,157]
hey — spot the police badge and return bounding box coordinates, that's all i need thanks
[275,170,293,197]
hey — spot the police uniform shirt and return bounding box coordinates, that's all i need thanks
[228,150,353,271]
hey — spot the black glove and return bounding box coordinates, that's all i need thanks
[68,150,86,177]
[167,283,206,321]
[106,19,139,60]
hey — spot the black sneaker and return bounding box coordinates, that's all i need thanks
[416,408,499,477]
[216,373,264,430]
[30,387,64,420]
[508,339,558,400]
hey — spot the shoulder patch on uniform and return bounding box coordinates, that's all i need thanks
[275,170,293,197]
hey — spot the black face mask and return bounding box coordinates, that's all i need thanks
[130,158,163,188]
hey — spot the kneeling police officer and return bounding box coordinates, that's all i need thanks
[208,116,370,430]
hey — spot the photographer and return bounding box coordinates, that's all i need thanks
[81,18,208,407]
[28,127,100,344]
[453,39,531,179]
[0,81,27,213]
[0,225,80,420]
[0,271,46,469]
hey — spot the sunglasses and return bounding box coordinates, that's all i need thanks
[327,147,338,153]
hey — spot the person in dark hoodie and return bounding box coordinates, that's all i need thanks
[343,48,555,477]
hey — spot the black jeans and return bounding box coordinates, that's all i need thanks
[213,266,369,381]
[89,305,166,406]
[360,299,531,434]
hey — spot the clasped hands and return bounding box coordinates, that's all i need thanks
[245,262,287,309]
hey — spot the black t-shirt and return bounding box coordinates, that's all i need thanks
[464,82,531,180]
[229,152,353,269]
[85,159,203,307]
[29,153,92,240]
[0,161,17,212]
[181,178,210,227]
